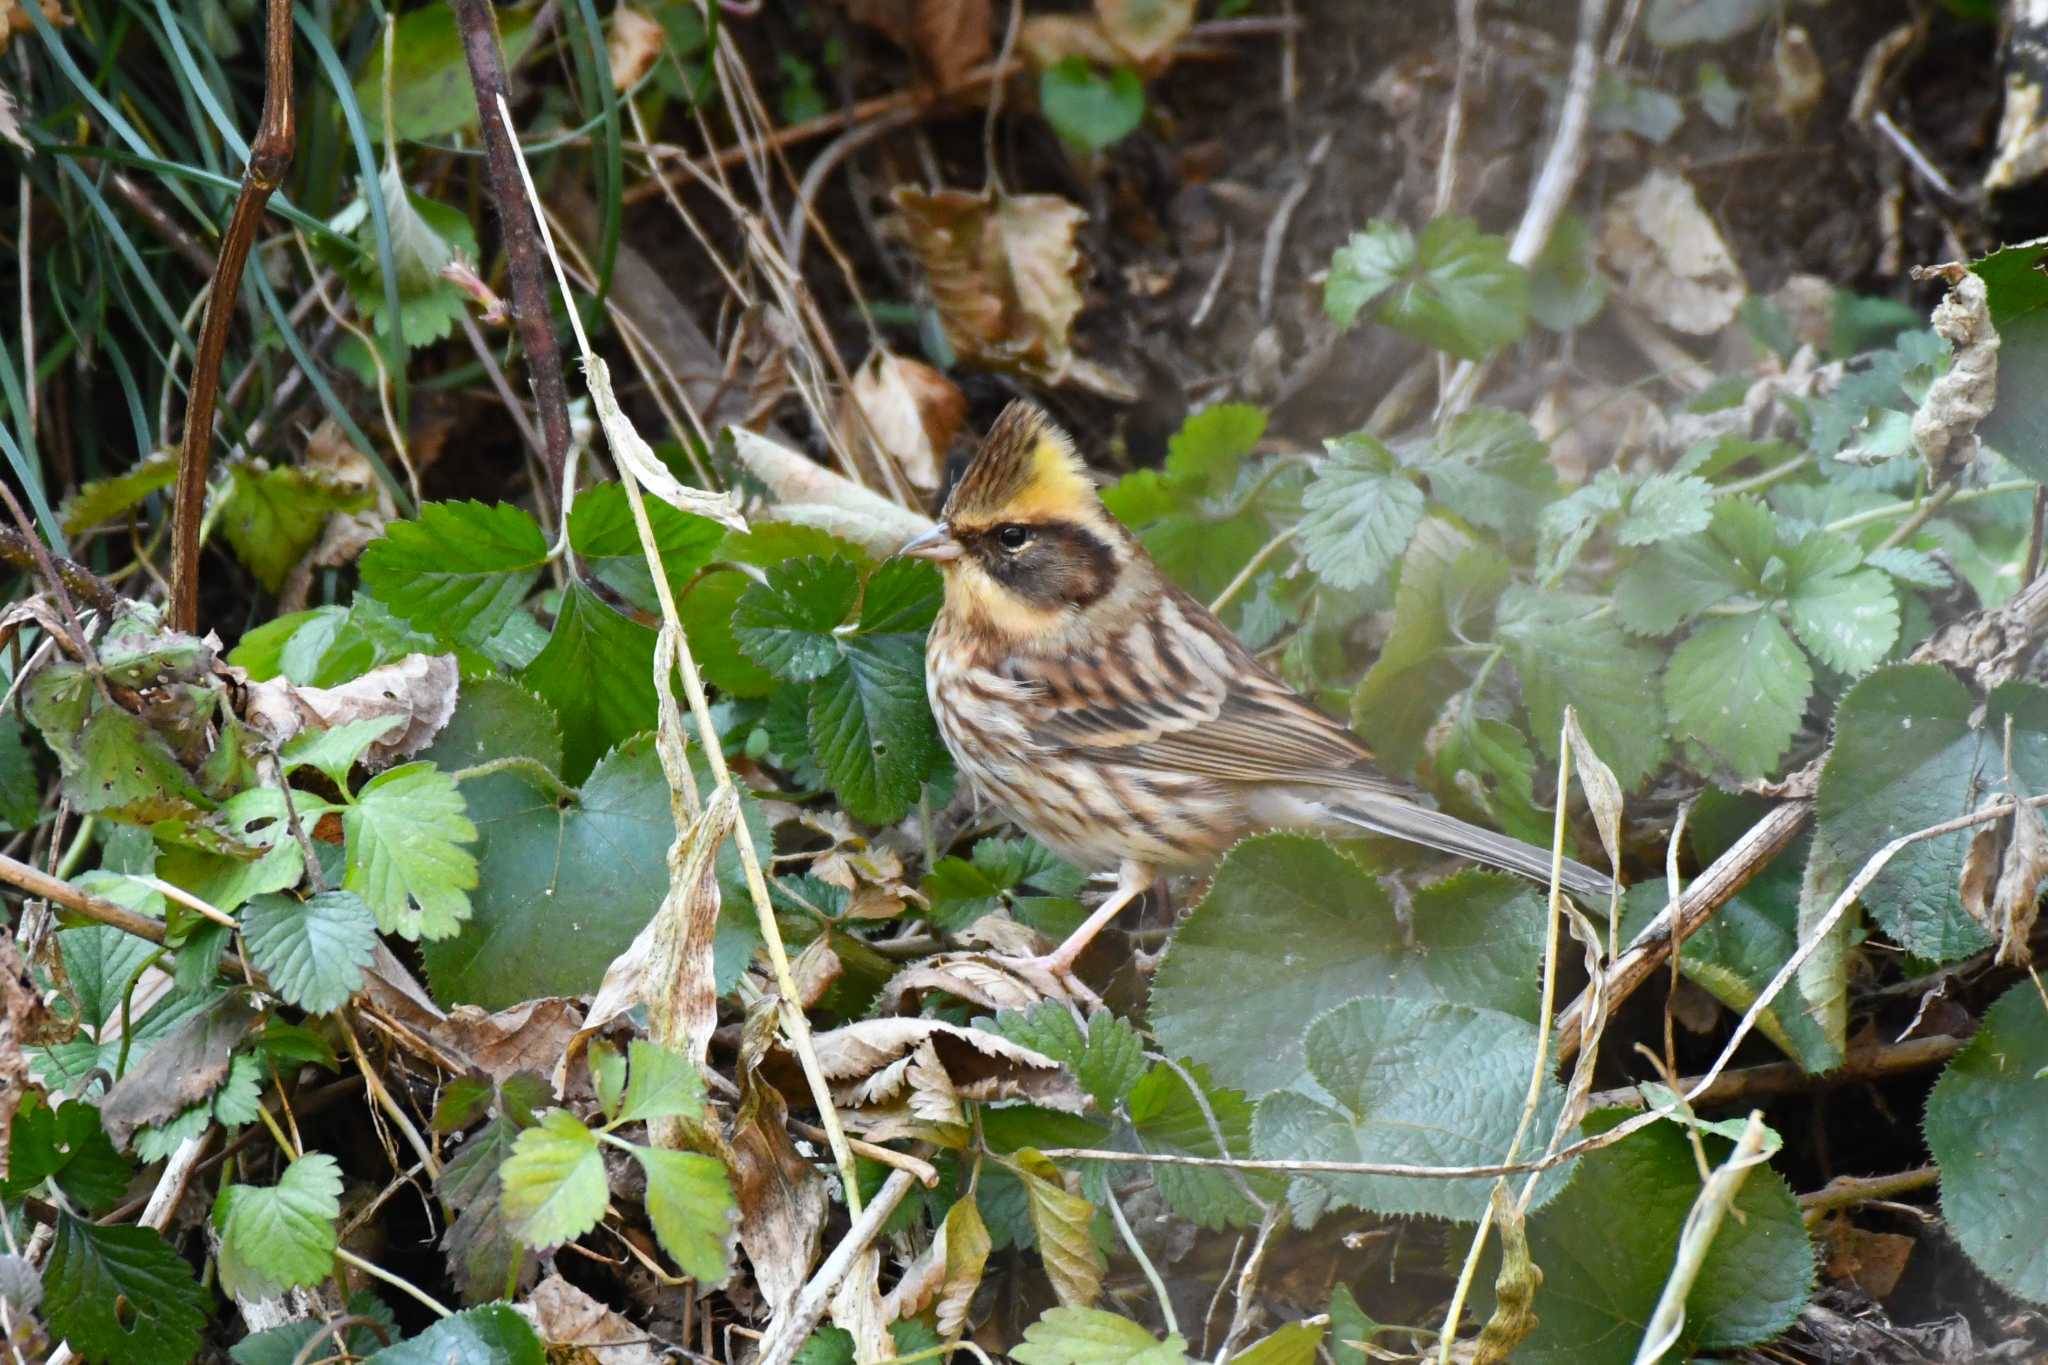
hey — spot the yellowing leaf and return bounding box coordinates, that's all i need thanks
[1010,1149,1104,1307]
[1096,0,1194,64]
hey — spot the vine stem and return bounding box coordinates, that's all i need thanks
[489,93,865,1219]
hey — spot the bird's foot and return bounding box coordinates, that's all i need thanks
[1006,949,1103,1011]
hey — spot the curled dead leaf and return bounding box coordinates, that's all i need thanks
[607,5,665,92]
[845,348,967,495]
[877,952,1073,1015]
[836,0,991,90]
[1019,15,1129,69]
[518,1275,661,1365]
[239,652,459,769]
[1600,168,1746,336]
[99,996,260,1148]
[1097,0,1195,65]
[725,426,936,555]
[809,1016,1087,1124]
[828,1248,893,1364]
[880,1195,991,1336]
[1768,25,1824,130]
[1912,269,1998,480]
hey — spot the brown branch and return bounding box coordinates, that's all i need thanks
[0,525,119,617]
[450,0,571,520]
[168,0,296,634]
[1799,1164,1939,1220]
[1585,1033,1965,1114]
[1,850,168,943]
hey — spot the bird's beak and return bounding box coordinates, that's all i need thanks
[897,522,962,563]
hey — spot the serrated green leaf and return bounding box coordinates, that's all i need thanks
[856,556,944,638]
[1297,433,1425,591]
[1864,545,1952,589]
[211,1050,265,1127]
[1039,59,1144,153]
[612,1040,710,1127]
[281,715,406,788]
[1925,981,2048,1304]
[1329,1284,1382,1365]
[43,1213,206,1365]
[241,891,379,1014]
[220,461,372,592]
[1232,1322,1325,1365]
[356,5,537,140]
[1613,532,1753,635]
[1813,666,2048,961]
[1153,835,1546,1097]
[1011,1306,1187,1365]
[808,634,943,825]
[1421,408,1553,532]
[435,1117,531,1303]
[632,1145,737,1282]
[343,168,478,349]
[363,1304,545,1365]
[343,761,478,940]
[1617,472,1715,546]
[422,736,766,1008]
[3,1097,132,1213]
[500,1109,607,1248]
[1497,586,1668,788]
[524,581,658,783]
[1784,555,1900,675]
[1665,612,1812,781]
[359,501,549,648]
[989,1004,1147,1112]
[1328,217,1527,360]
[0,712,38,831]
[1250,996,1567,1222]
[733,556,862,682]
[1011,1149,1105,1307]
[569,484,725,612]
[214,1151,343,1299]
[1126,1064,1270,1229]
[1490,1115,1813,1362]
[679,570,780,698]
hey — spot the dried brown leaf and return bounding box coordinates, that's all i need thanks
[877,953,1067,1014]
[1096,0,1194,64]
[439,998,585,1087]
[881,1195,991,1336]
[731,1002,827,1322]
[0,932,53,1178]
[239,653,459,769]
[845,349,967,495]
[1011,1149,1104,1307]
[1018,14,1127,68]
[1991,798,2048,966]
[1768,25,1824,129]
[520,1274,661,1364]
[830,1247,894,1363]
[725,427,936,556]
[607,6,665,92]
[646,784,739,1072]
[839,0,990,87]
[99,996,260,1147]
[810,1016,1087,1117]
[1599,169,1745,336]
[1912,270,1998,480]
[0,76,27,152]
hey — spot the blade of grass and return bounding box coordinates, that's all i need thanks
[52,157,197,358]
[149,0,246,163]
[567,0,621,311]
[293,1,407,424]
[36,141,361,249]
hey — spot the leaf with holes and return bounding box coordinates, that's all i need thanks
[42,1214,206,1365]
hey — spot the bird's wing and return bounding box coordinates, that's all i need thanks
[1018,587,1417,797]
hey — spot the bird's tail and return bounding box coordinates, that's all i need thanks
[1327,795,1618,903]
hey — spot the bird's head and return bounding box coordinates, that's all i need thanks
[897,401,1130,638]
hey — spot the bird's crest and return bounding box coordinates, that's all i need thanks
[943,401,1097,526]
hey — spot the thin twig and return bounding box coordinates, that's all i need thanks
[755,1168,920,1365]
[450,0,571,520]
[1212,1201,1284,1363]
[0,525,119,617]
[1798,1164,1939,1223]
[168,0,295,633]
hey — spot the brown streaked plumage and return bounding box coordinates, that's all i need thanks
[900,400,1617,985]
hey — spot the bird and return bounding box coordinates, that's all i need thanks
[898,399,1618,990]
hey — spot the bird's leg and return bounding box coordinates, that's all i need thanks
[1016,859,1153,997]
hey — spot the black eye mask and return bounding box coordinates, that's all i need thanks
[966,520,1118,610]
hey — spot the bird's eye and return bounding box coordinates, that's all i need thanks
[996,524,1033,550]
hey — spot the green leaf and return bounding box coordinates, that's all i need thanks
[1232,1322,1326,1365]
[1616,472,1715,546]
[1925,981,2048,1305]
[524,581,659,782]
[356,5,539,142]
[363,1305,546,1365]
[679,570,780,697]
[3,1097,131,1212]
[342,169,478,348]
[0,712,38,831]
[1782,537,1900,674]
[1297,433,1426,591]
[989,1005,1147,1112]
[1011,1307,1187,1365]
[808,635,944,824]
[1167,403,1266,493]
[1250,996,1567,1222]
[359,501,549,648]
[500,1109,607,1248]
[1972,238,2048,482]
[1329,1284,1382,1365]
[568,484,724,611]
[1327,217,1527,360]
[229,1292,394,1365]
[281,715,406,788]
[343,761,479,940]
[1664,612,1812,781]
[1865,545,1952,589]
[732,555,862,682]
[632,1145,737,1282]
[435,1117,530,1304]
[1126,1065,1269,1228]
[59,452,178,537]
[1011,1149,1106,1307]
[219,462,371,592]
[1152,835,1546,1097]
[612,1040,710,1127]
[1497,586,1668,788]
[1494,1115,1813,1363]
[1814,666,2048,961]
[241,891,379,1014]
[214,1151,343,1299]
[43,1213,206,1365]
[1612,530,1754,636]
[1527,211,1607,331]
[1421,408,1553,532]
[1039,59,1144,153]
[857,556,945,638]
[422,736,767,1008]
